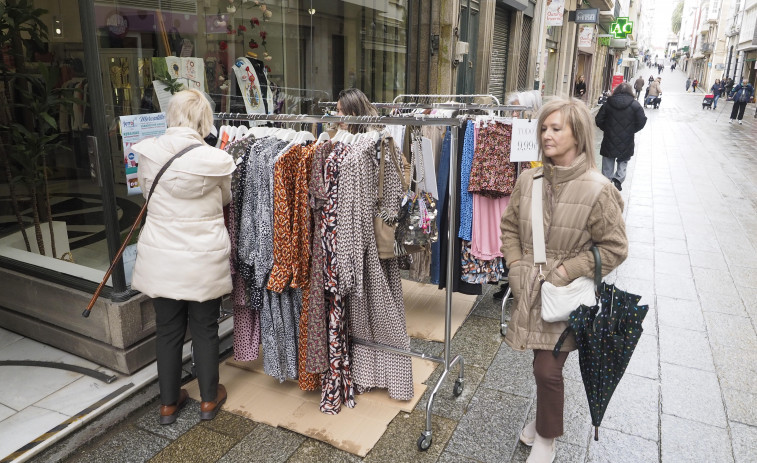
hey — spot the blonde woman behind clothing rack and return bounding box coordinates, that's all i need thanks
[499,98,628,463]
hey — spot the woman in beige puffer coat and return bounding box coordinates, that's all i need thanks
[131,89,235,425]
[500,98,628,463]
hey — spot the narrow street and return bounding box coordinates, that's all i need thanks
[26,68,757,463]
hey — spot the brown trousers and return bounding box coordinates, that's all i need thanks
[533,349,570,438]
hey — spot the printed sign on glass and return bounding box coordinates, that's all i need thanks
[119,113,168,195]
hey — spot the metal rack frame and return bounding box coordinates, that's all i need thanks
[214,111,463,451]
[215,103,529,449]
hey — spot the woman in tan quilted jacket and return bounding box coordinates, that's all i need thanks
[500,98,628,463]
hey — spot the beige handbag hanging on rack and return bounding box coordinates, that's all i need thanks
[374,136,401,259]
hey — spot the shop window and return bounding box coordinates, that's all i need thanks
[1,0,409,290]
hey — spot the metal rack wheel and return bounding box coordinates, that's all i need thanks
[453,378,464,397]
[417,433,433,451]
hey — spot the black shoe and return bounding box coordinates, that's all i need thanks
[492,284,510,300]
[612,179,622,191]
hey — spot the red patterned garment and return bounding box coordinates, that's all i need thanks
[467,120,516,198]
[267,144,300,293]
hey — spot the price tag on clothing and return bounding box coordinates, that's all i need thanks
[510,118,539,162]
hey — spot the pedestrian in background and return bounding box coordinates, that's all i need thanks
[648,75,654,85]
[574,75,587,98]
[685,77,691,92]
[647,77,663,109]
[500,97,628,463]
[692,79,699,93]
[595,83,648,191]
[729,78,755,125]
[725,77,734,96]
[710,79,723,109]
[634,75,645,100]
[131,89,235,425]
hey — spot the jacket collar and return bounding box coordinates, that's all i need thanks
[165,126,206,143]
[542,152,590,185]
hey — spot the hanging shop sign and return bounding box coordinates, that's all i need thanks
[119,113,167,195]
[545,0,565,27]
[578,25,594,48]
[611,74,624,92]
[570,8,599,24]
[610,17,634,39]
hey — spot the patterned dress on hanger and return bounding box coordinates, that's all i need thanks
[320,143,356,414]
[342,137,414,402]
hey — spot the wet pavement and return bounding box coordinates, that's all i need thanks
[18,67,757,462]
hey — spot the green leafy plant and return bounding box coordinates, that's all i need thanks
[155,69,184,94]
[0,0,80,257]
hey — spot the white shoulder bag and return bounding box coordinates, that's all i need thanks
[532,174,600,323]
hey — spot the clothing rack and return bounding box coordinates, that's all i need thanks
[214,105,529,450]
[215,110,463,450]
[317,101,531,114]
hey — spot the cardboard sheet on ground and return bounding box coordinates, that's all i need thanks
[185,356,435,457]
[402,280,478,342]
[184,280,475,456]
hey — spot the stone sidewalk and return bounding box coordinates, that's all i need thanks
[32,74,757,462]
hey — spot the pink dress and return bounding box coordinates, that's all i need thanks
[470,194,510,260]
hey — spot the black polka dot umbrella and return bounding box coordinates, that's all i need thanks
[553,281,649,441]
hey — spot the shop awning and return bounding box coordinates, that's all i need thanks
[498,0,529,11]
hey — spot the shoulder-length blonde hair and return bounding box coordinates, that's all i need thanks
[537,97,596,169]
[165,89,214,137]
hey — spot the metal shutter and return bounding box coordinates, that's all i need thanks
[489,5,511,102]
[518,15,532,90]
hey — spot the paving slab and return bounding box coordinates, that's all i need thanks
[660,414,734,463]
[286,438,362,463]
[703,312,757,350]
[151,426,237,463]
[658,324,715,372]
[449,316,503,369]
[585,427,658,463]
[653,251,691,277]
[697,290,748,317]
[625,333,659,380]
[415,364,486,421]
[65,424,170,463]
[599,373,659,442]
[656,296,705,331]
[445,388,530,463]
[364,410,456,463]
[480,343,535,399]
[660,363,726,427]
[730,421,757,463]
[721,388,757,427]
[218,424,304,463]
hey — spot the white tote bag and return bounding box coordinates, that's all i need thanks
[532,175,598,323]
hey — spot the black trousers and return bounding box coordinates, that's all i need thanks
[153,297,221,404]
[730,101,748,120]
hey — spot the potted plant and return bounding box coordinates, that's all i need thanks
[0,0,79,258]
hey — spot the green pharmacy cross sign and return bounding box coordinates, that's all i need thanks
[610,17,633,39]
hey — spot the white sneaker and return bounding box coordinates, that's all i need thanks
[526,433,556,463]
[729,119,733,123]
[739,120,743,125]
[520,419,536,446]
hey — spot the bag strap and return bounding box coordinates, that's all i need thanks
[531,173,547,271]
[142,143,203,225]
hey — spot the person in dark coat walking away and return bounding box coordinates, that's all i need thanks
[685,77,691,92]
[648,75,654,85]
[574,75,587,98]
[711,79,723,109]
[724,78,734,97]
[595,82,648,191]
[729,78,755,124]
[634,76,645,100]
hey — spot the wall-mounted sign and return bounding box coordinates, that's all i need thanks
[578,25,594,48]
[610,17,634,39]
[571,8,599,24]
[545,0,565,27]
